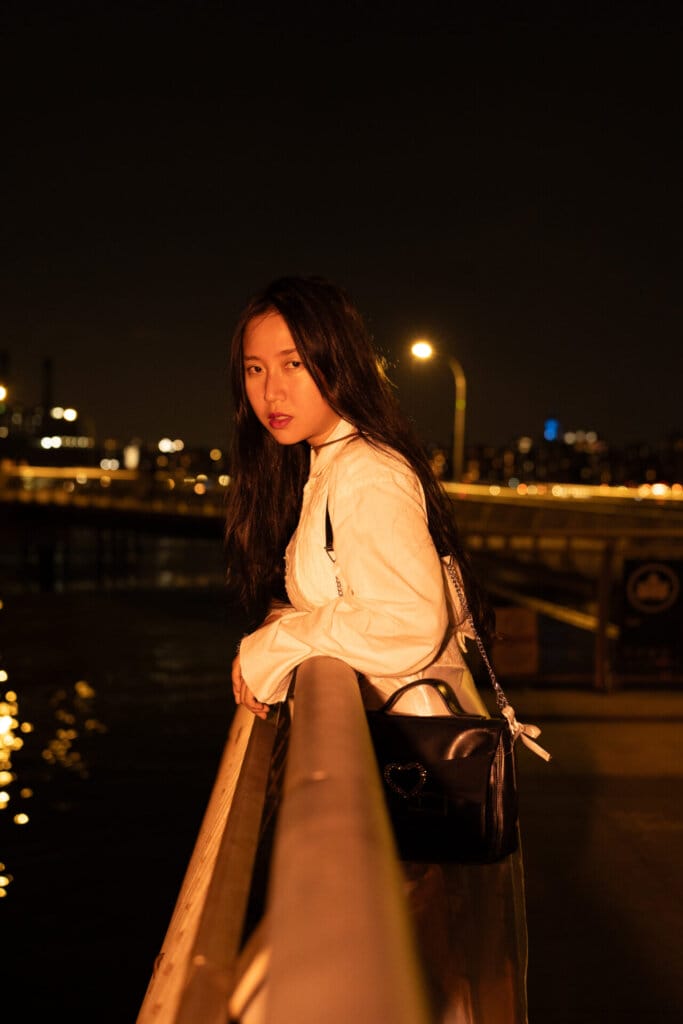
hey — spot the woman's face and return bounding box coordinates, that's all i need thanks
[242,311,341,447]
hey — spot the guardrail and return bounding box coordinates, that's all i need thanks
[136,658,431,1024]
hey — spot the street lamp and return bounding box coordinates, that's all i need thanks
[410,340,466,482]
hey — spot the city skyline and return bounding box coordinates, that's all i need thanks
[2,345,678,454]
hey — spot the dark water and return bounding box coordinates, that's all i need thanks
[0,527,602,1022]
[1,569,248,1021]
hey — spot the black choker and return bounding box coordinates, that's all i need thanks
[311,431,359,451]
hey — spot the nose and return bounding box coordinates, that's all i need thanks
[264,369,286,404]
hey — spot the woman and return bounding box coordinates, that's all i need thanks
[225,275,529,1021]
[227,274,492,720]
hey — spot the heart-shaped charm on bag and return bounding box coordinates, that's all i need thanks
[383,761,428,799]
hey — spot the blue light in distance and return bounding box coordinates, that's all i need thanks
[544,418,561,442]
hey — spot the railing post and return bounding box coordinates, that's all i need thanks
[594,540,615,691]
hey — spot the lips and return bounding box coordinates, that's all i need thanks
[268,414,293,429]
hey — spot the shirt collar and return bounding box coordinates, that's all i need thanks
[309,417,358,472]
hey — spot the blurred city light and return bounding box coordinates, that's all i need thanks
[544,418,561,442]
[123,444,140,470]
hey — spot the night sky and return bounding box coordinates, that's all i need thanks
[3,2,682,450]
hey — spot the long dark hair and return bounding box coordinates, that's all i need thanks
[224,275,494,641]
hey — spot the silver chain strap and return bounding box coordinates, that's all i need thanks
[445,559,509,712]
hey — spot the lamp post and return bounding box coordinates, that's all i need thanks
[411,340,466,482]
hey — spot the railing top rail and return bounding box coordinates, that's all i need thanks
[262,657,432,1024]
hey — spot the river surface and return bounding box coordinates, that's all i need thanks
[1,542,247,1022]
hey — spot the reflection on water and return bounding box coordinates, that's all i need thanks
[1,527,228,594]
[1,588,109,897]
[0,543,247,1022]
[42,680,108,778]
[1,594,35,896]
[1,576,243,861]
[0,684,32,898]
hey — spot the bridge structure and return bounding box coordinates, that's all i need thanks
[2,464,683,688]
[442,481,683,689]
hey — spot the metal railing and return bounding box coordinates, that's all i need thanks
[255,656,430,1024]
[136,657,432,1024]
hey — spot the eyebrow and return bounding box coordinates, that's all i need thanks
[243,347,299,361]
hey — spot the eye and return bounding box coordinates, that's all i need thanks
[244,364,262,376]
[286,359,303,369]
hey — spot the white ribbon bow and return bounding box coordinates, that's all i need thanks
[502,705,552,762]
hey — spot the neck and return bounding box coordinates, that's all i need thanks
[310,430,358,452]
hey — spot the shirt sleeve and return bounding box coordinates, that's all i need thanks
[238,457,450,705]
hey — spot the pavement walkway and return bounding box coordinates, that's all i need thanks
[511,685,683,719]
[511,685,683,1023]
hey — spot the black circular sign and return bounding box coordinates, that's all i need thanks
[626,562,680,615]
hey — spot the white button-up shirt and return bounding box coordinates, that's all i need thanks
[239,419,488,716]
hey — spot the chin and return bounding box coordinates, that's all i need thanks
[267,429,302,446]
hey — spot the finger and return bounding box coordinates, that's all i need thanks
[243,697,268,719]
[240,681,257,705]
[240,682,268,717]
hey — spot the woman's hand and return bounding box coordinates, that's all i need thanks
[231,652,269,719]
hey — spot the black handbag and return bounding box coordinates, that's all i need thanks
[366,676,518,863]
[325,503,550,864]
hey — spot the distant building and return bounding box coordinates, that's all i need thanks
[0,354,97,465]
